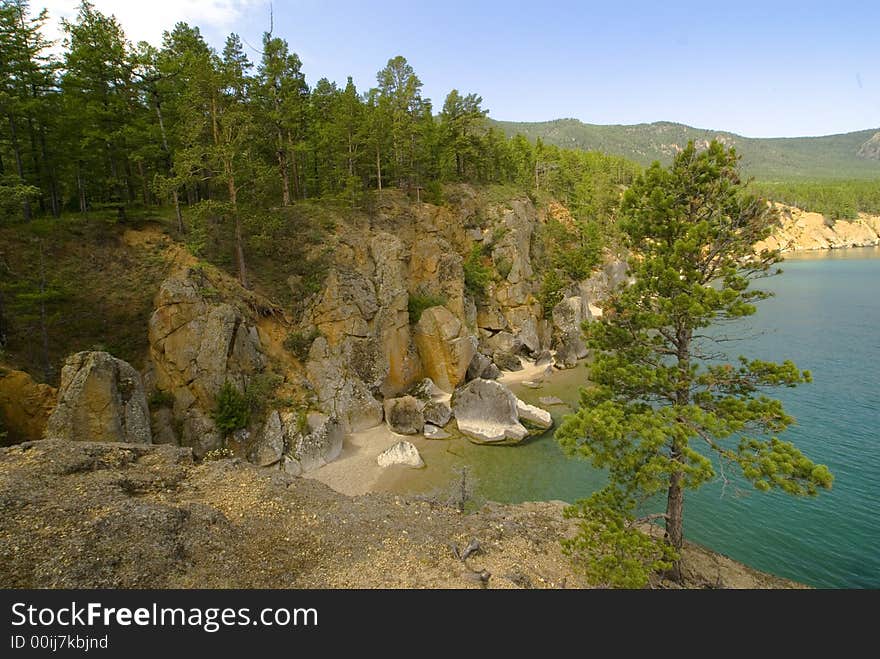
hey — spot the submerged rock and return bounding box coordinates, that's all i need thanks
[452,378,553,445]
[515,399,553,429]
[423,424,450,439]
[377,440,425,468]
[44,351,150,444]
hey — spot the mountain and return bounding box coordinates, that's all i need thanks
[489,118,880,180]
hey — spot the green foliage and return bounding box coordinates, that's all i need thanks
[408,292,447,324]
[562,490,678,588]
[244,372,284,413]
[539,270,565,317]
[540,217,603,281]
[463,245,492,297]
[750,179,880,219]
[556,141,833,579]
[494,255,513,280]
[149,390,174,409]
[283,329,319,361]
[422,180,444,205]
[212,381,251,435]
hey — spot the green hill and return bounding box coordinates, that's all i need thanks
[490,118,880,181]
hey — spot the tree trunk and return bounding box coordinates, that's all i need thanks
[226,169,248,289]
[37,242,51,383]
[665,463,684,582]
[376,145,382,192]
[277,134,291,206]
[153,94,184,232]
[76,163,87,213]
[8,114,32,222]
[665,326,692,583]
[39,128,60,217]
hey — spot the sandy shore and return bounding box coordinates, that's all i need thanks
[497,356,553,386]
[308,358,562,497]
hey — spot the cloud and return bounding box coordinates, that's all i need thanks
[36,0,267,47]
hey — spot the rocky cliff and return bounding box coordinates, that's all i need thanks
[756,204,880,252]
[16,187,622,477]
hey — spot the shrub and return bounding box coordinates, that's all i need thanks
[423,180,444,205]
[494,255,513,280]
[539,269,565,317]
[284,329,319,361]
[463,245,492,297]
[212,381,251,435]
[149,390,175,409]
[244,372,284,412]
[562,492,678,588]
[408,292,447,324]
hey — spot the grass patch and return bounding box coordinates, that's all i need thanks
[408,292,447,324]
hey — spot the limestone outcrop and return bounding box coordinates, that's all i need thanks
[756,205,880,252]
[44,351,151,444]
[0,367,56,445]
[412,306,476,393]
[148,268,265,414]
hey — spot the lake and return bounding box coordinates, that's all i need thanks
[389,246,880,588]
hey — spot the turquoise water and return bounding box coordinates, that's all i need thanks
[406,247,880,588]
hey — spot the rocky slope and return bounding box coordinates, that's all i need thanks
[756,204,880,252]
[0,440,803,589]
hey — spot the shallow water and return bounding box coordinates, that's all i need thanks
[387,247,880,588]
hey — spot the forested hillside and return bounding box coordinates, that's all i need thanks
[491,118,880,180]
[0,2,640,280]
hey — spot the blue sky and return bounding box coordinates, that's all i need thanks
[40,0,880,137]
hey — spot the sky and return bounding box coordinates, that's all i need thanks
[34,0,880,138]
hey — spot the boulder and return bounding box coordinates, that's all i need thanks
[451,379,528,445]
[150,407,178,445]
[515,399,553,430]
[247,410,286,467]
[539,396,565,406]
[180,408,222,459]
[408,377,445,401]
[493,351,523,372]
[483,331,521,355]
[306,336,384,433]
[476,306,508,332]
[423,399,452,427]
[44,351,151,444]
[377,440,425,468]
[412,306,477,393]
[0,367,56,445]
[383,396,425,435]
[423,424,450,439]
[552,296,590,368]
[286,412,345,473]
[534,350,553,368]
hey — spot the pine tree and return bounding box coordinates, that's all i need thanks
[440,89,487,180]
[556,141,833,583]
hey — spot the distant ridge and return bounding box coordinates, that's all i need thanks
[489,118,880,180]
